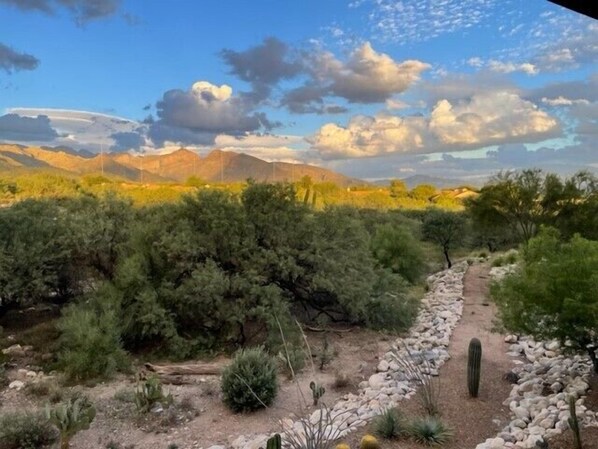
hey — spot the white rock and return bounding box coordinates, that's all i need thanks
[8,380,25,390]
[377,360,389,372]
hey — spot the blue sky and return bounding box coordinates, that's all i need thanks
[0,0,596,181]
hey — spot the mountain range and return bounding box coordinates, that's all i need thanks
[0,144,359,186]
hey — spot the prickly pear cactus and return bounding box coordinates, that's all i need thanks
[46,395,96,449]
[309,381,326,406]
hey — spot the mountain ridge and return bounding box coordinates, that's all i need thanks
[0,144,360,186]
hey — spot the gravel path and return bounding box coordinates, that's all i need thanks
[347,262,516,449]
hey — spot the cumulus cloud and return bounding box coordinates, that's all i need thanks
[151,81,277,146]
[110,130,145,152]
[309,92,560,159]
[0,43,39,73]
[221,37,303,103]
[0,113,58,141]
[279,42,429,112]
[314,43,430,103]
[0,0,122,23]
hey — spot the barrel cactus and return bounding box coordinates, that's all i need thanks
[360,434,380,449]
[467,337,482,397]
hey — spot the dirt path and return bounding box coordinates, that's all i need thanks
[435,263,515,447]
[348,263,516,449]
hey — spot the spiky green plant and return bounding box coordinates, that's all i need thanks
[309,381,326,406]
[134,374,173,414]
[266,434,282,449]
[46,395,96,449]
[467,338,482,397]
[568,396,582,449]
[373,408,403,439]
[409,416,452,446]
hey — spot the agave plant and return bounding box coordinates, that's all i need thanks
[46,395,96,449]
[409,416,452,446]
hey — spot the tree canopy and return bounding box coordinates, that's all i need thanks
[492,228,598,372]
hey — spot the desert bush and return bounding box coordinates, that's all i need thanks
[332,371,350,390]
[409,416,452,446]
[134,375,173,413]
[278,344,305,379]
[56,298,129,381]
[390,347,440,416]
[283,406,353,449]
[373,408,403,439]
[221,347,278,412]
[0,411,57,449]
[25,379,63,403]
[371,224,426,284]
[492,228,598,372]
[46,395,96,449]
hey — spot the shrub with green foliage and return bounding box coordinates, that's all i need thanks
[221,347,278,412]
[373,408,403,439]
[0,411,57,449]
[421,209,468,268]
[372,224,426,284]
[492,227,598,373]
[409,416,452,446]
[56,297,129,381]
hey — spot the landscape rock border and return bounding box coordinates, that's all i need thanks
[474,265,598,449]
[224,262,469,449]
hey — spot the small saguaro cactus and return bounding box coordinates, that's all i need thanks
[309,381,326,406]
[360,434,380,449]
[568,396,582,449]
[265,434,281,449]
[467,337,482,397]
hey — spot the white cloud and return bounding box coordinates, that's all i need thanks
[360,0,500,44]
[214,133,302,148]
[309,92,559,159]
[541,96,591,106]
[318,42,430,103]
[487,60,538,75]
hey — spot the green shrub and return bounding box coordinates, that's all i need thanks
[56,299,129,381]
[0,411,57,449]
[371,224,426,284]
[221,347,278,412]
[278,345,305,379]
[373,408,403,439]
[134,375,173,413]
[409,416,452,446]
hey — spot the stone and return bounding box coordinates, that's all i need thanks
[377,360,389,372]
[8,380,25,390]
[505,335,519,343]
[368,373,388,389]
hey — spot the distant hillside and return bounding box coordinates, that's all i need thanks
[0,144,360,186]
[400,174,473,189]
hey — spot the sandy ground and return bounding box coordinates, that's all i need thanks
[1,325,395,449]
[346,263,518,449]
